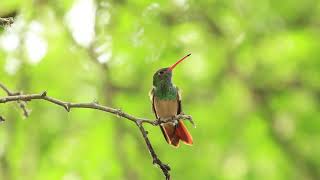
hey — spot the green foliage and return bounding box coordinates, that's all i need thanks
[0,0,320,179]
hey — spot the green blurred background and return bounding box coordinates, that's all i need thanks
[1,0,320,179]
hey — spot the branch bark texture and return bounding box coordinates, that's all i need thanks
[0,17,14,27]
[0,83,194,179]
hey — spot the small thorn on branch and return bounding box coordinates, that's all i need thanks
[153,158,158,165]
[0,82,191,179]
[163,164,171,171]
[116,109,123,118]
[64,103,70,112]
[41,91,47,97]
[153,158,171,172]
[136,120,142,125]
[92,99,99,104]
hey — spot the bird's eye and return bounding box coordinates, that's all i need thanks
[159,71,164,75]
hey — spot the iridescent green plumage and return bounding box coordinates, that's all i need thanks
[150,65,193,147]
[152,68,178,100]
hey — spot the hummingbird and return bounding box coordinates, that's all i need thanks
[150,54,193,147]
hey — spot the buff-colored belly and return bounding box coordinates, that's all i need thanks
[153,97,178,118]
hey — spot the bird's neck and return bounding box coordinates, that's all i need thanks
[154,82,177,100]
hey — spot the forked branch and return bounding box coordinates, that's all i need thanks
[0,83,194,180]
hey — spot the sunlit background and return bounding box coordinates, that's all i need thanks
[1,0,320,179]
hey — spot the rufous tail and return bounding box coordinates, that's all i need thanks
[160,120,193,147]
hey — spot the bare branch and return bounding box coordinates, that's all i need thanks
[0,83,193,179]
[0,83,30,117]
[136,121,171,180]
[0,91,190,125]
[0,17,14,27]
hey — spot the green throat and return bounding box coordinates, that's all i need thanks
[154,83,178,100]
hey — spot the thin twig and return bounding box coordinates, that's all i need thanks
[0,83,21,96]
[136,121,171,180]
[0,17,14,27]
[0,83,30,117]
[0,91,192,125]
[0,83,194,179]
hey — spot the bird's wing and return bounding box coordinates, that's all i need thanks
[174,87,193,145]
[148,87,154,101]
[177,87,182,115]
[149,87,158,118]
[151,88,171,143]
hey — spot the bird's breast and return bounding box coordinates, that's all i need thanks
[153,97,178,118]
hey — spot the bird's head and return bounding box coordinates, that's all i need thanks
[153,54,191,87]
